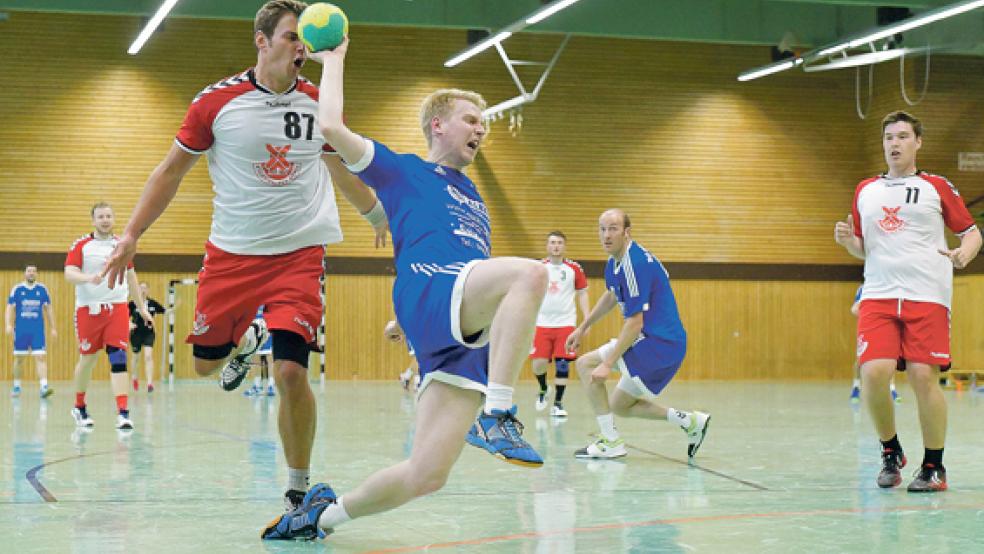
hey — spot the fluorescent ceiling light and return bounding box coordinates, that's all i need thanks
[812,0,984,60]
[526,0,583,25]
[737,57,802,82]
[804,46,930,72]
[128,0,180,55]
[444,31,513,67]
[444,0,586,67]
[482,94,534,119]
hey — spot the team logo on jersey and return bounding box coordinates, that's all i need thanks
[191,312,210,336]
[548,280,560,294]
[856,335,868,357]
[79,339,92,352]
[877,206,905,233]
[293,316,315,340]
[254,144,299,186]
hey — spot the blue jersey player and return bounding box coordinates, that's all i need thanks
[6,265,57,398]
[263,39,550,541]
[565,209,711,460]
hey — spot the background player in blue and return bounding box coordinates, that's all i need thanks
[263,39,550,540]
[6,264,57,398]
[565,210,710,460]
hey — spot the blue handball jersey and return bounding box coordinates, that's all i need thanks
[605,242,686,344]
[349,140,490,271]
[8,282,50,333]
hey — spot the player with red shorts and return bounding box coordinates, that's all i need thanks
[65,202,151,431]
[101,0,385,523]
[835,110,981,492]
[530,231,589,417]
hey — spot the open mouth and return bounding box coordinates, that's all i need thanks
[466,140,479,152]
[293,57,304,68]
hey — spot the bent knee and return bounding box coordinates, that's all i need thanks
[407,469,450,497]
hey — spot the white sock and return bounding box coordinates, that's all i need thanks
[890,382,897,392]
[318,497,352,530]
[13,379,21,388]
[40,378,48,388]
[667,408,691,430]
[267,377,275,388]
[254,376,262,388]
[288,468,309,492]
[484,383,513,414]
[852,379,861,388]
[597,413,619,441]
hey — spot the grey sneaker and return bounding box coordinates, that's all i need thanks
[877,448,906,488]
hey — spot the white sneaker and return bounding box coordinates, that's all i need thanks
[399,368,412,390]
[219,319,268,391]
[116,414,134,430]
[535,385,551,412]
[72,407,94,428]
[550,403,568,418]
[575,437,627,459]
[685,411,711,458]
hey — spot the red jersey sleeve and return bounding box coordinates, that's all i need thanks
[175,97,214,153]
[923,174,977,235]
[568,260,588,290]
[65,235,89,268]
[852,177,879,237]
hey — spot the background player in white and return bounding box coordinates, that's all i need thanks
[245,306,276,397]
[531,231,589,417]
[6,264,56,398]
[128,282,165,393]
[101,0,385,519]
[565,209,710,460]
[262,38,548,540]
[834,110,981,492]
[384,319,419,391]
[65,202,151,431]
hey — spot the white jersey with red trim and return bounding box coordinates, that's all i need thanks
[65,234,131,307]
[536,259,588,327]
[851,171,977,308]
[175,68,342,255]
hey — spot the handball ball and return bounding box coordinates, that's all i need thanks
[298,3,349,52]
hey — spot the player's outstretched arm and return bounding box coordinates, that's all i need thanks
[309,39,367,166]
[566,290,618,352]
[103,145,199,288]
[323,154,389,247]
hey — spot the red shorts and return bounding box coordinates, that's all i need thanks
[530,326,577,361]
[186,242,325,348]
[857,299,951,370]
[75,303,129,354]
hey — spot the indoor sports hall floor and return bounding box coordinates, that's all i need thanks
[1,379,982,553]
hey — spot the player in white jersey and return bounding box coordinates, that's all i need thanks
[531,231,589,417]
[101,1,386,519]
[835,111,981,492]
[65,203,151,431]
[384,319,419,391]
[6,264,57,399]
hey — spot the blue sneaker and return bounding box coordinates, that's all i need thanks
[261,483,337,541]
[891,388,901,404]
[243,385,261,397]
[465,405,543,468]
[850,386,860,404]
[11,385,21,398]
[40,385,53,399]
[266,385,276,397]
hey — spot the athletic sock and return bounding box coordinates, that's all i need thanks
[667,407,692,429]
[318,497,352,529]
[484,383,513,414]
[597,413,619,441]
[554,384,567,403]
[534,373,548,395]
[881,435,902,453]
[75,392,86,409]
[923,448,944,468]
[288,468,310,492]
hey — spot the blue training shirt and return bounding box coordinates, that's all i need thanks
[605,241,686,344]
[8,282,50,334]
[347,139,491,273]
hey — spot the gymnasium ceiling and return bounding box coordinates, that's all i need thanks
[2,0,982,55]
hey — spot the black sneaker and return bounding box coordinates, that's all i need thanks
[877,448,906,488]
[907,463,947,492]
[284,489,306,512]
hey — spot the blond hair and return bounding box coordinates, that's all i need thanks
[419,89,487,146]
[90,201,112,218]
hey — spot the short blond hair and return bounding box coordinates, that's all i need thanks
[419,89,487,146]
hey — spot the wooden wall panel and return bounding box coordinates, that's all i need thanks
[7,269,979,383]
[1,12,981,266]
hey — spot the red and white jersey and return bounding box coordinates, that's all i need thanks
[851,171,977,308]
[537,259,588,327]
[175,68,343,255]
[65,234,132,308]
